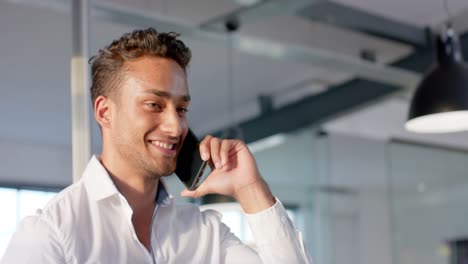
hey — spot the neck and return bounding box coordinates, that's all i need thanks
[99,154,159,212]
[111,172,158,212]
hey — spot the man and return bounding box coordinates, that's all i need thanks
[2,28,311,263]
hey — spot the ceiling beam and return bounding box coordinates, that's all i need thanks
[211,8,468,144]
[199,0,318,31]
[210,32,443,143]
[95,0,421,88]
[233,36,420,88]
[8,0,420,89]
[100,1,421,88]
[9,0,432,144]
[213,79,400,143]
[298,1,430,47]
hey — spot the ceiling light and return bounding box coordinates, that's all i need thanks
[406,25,468,133]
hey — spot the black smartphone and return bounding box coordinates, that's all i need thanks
[175,129,209,191]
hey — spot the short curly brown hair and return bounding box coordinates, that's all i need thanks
[89,28,192,107]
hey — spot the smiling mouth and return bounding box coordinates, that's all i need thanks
[149,140,177,151]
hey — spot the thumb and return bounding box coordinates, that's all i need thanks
[180,183,210,198]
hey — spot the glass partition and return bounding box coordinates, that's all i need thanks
[388,140,468,264]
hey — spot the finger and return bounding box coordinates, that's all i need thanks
[180,188,199,198]
[220,139,231,168]
[210,137,223,169]
[199,135,212,161]
[180,181,211,198]
[207,159,215,171]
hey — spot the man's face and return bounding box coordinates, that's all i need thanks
[107,56,190,178]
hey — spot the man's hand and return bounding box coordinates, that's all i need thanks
[180,135,276,213]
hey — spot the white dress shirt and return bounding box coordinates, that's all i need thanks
[1,156,312,263]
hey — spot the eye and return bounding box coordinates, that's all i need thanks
[178,107,188,113]
[177,107,189,116]
[146,102,163,110]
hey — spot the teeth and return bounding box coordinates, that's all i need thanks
[152,141,174,150]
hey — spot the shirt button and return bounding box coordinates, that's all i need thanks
[280,215,287,223]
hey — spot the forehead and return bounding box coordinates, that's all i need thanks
[120,56,189,97]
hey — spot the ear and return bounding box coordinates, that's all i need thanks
[94,95,112,128]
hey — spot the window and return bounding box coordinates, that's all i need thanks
[0,187,58,258]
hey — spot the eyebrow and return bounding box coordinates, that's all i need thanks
[146,89,191,102]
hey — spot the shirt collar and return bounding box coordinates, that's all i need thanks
[156,178,172,207]
[83,155,120,201]
[83,155,173,206]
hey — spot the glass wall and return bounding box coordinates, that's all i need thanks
[388,141,468,264]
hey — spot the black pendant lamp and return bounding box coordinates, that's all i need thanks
[406,25,468,133]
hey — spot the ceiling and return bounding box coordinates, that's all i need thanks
[2,0,468,151]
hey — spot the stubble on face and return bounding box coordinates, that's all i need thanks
[111,96,179,181]
[107,56,188,181]
[114,128,169,181]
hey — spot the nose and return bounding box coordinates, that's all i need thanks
[160,107,184,138]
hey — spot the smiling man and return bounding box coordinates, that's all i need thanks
[1,29,311,263]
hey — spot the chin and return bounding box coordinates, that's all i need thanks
[157,162,176,177]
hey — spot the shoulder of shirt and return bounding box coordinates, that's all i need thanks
[46,180,84,206]
[32,180,86,221]
[11,181,85,241]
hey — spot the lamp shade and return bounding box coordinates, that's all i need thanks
[406,28,468,133]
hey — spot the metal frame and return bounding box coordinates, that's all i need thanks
[210,31,443,143]
[199,0,317,31]
[213,79,400,143]
[298,1,430,47]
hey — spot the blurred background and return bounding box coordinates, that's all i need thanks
[2,0,468,263]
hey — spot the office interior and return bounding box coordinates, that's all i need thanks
[2,0,468,263]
